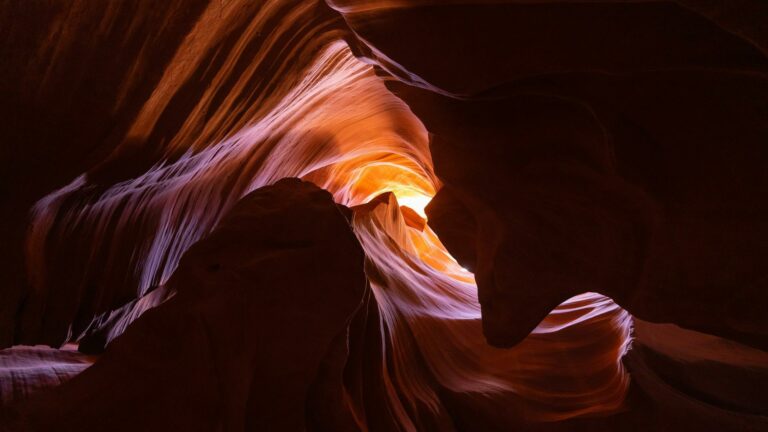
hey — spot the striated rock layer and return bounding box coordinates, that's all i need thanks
[0,345,95,407]
[2,0,634,428]
[352,192,630,427]
[3,179,369,431]
[331,0,768,349]
[2,180,629,431]
[2,0,767,430]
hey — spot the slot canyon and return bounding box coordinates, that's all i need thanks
[1,0,767,430]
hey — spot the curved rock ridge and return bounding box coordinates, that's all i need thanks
[22,38,434,349]
[5,0,633,426]
[17,0,354,347]
[3,182,630,430]
[332,0,768,348]
[6,0,766,429]
[10,32,634,425]
[0,345,95,408]
[328,0,768,95]
[3,179,369,431]
[352,192,631,427]
[11,24,632,425]
[623,320,768,430]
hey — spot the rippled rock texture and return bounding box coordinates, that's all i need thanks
[2,0,767,430]
[335,0,768,348]
[0,345,95,407]
[3,179,368,430]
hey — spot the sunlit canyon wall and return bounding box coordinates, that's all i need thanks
[1,0,767,431]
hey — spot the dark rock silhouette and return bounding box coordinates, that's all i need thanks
[335,0,768,349]
[2,179,368,431]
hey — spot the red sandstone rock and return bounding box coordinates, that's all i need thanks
[0,345,95,408]
[2,179,367,431]
[336,0,768,349]
[3,0,768,430]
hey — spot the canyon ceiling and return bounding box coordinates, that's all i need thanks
[1,0,767,431]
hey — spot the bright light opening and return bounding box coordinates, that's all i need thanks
[394,192,432,218]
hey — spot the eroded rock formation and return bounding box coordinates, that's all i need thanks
[3,179,368,431]
[1,0,767,430]
[332,0,768,349]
